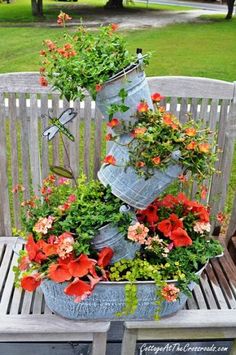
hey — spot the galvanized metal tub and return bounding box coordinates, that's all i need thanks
[95,62,153,122]
[41,263,206,320]
[92,223,140,264]
[98,136,182,209]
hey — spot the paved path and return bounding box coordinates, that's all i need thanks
[0,0,229,29]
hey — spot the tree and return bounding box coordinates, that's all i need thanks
[104,0,124,8]
[31,0,43,17]
[226,0,235,19]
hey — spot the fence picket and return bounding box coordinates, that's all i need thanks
[9,93,21,229]
[41,93,49,179]
[0,93,11,235]
[29,94,41,195]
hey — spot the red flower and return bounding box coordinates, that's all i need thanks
[137,205,159,228]
[137,102,149,113]
[64,278,92,302]
[48,263,72,282]
[105,133,113,141]
[107,118,120,128]
[170,227,192,247]
[97,247,114,268]
[68,194,76,203]
[68,254,96,278]
[103,155,116,165]
[21,274,41,292]
[169,213,184,230]
[157,219,172,237]
[151,92,164,103]
[39,76,48,87]
[26,234,38,261]
[95,84,102,92]
[111,23,119,31]
[158,194,177,208]
[217,212,225,223]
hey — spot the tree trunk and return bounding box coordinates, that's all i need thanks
[31,0,44,17]
[104,0,123,9]
[225,0,235,19]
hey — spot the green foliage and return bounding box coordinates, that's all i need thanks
[109,105,218,184]
[41,24,138,101]
[21,175,133,249]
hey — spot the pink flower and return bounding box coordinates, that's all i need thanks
[161,284,180,302]
[193,221,211,234]
[127,222,149,244]
[68,194,76,203]
[33,216,55,234]
[57,232,74,259]
[58,177,69,185]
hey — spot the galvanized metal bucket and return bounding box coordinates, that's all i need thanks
[41,263,207,320]
[98,135,182,209]
[95,62,153,122]
[92,206,140,264]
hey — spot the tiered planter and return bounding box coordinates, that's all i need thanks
[98,134,182,209]
[92,206,140,264]
[96,61,153,122]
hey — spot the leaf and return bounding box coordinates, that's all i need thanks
[50,165,73,179]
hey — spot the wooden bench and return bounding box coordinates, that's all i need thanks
[0,72,236,354]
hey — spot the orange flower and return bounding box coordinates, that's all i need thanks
[39,76,48,87]
[107,118,120,128]
[48,263,72,282]
[152,156,161,165]
[198,143,210,153]
[95,84,102,92]
[19,256,30,271]
[105,133,113,141]
[111,23,119,31]
[97,247,114,268]
[39,50,46,56]
[64,278,92,302]
[151,92,164,103]
[137,102,149,113]
[170,227,192,247]
[103,155,116,165]
[163,114,174,126]
[132,127,147,137]
[186,141,196,150]
[57,11,72,25]
[21,274,41,292]
[136,161,145,168]
[12,184,25,193]
[185,128,197,137]
[200,185,208,200]
[44,39,56,51]
[68,254,96,278]
[39,67,45,73]
[159,106,165,113]
[161,284,180,302]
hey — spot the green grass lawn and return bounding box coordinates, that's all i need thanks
[0,18,236,80]
[0,0,191,22]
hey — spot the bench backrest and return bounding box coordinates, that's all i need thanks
[0,72,235,236]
